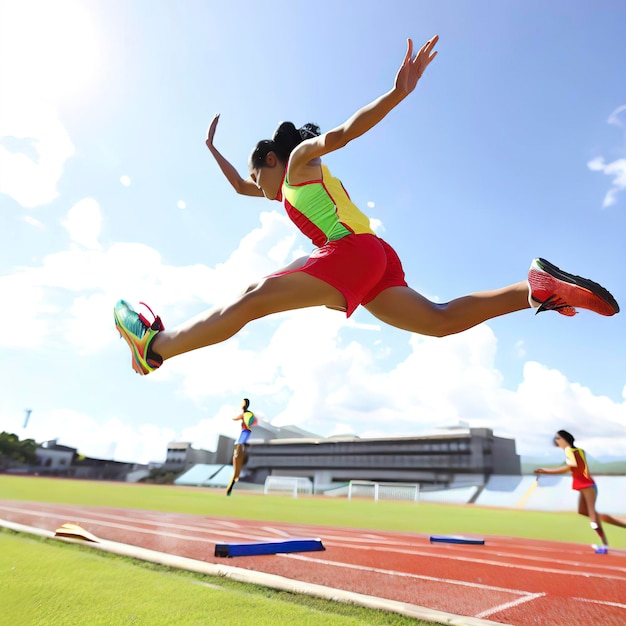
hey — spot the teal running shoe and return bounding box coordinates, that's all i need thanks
[114,300,164,375]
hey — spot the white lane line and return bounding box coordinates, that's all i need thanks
[429,546,625,568]
[0,504,230,535]
[307,534,626,571]
[319,541,626,581]
[211,520,240,529]
[573,597,626,610]
[260,526,291,537]
[0,505,273,544]
[475,593,546,618]
[3,504,624,584]
[280,553,533,596]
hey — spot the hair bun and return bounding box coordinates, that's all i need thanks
[299,123,321,140]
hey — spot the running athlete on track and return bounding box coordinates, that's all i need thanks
[226,398,255,496]
[114,35,619,376]
[535,430,626,553]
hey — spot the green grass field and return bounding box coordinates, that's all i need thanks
[2,474,625,626]
[1,531,432,626]
[1,474,625,547]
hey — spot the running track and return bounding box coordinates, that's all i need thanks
[1,500,625,625]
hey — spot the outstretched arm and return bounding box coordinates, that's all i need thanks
[535,465,570,475]
[206,114,264,197]
[289,35,439,169]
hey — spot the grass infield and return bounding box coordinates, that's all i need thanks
[1,475,625,547]
[1,530,434,626]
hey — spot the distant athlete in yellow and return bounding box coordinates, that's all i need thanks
[535,430,626,553]
[114,35,618,377]
[226,398,256,496]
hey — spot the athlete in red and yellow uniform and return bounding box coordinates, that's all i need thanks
[563,444,595,490]
[113,35,618,377]
[535,430,626,553]
[269,164,407,317]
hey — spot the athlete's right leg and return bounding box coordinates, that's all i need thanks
[364,282,530,338]
[580,488,610,548]
[364,257,619,337]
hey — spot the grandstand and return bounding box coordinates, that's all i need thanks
[244,427,520,492]
[170,426,626,514]
[174,464,232,488]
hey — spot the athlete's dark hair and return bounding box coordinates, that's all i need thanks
[242,398,250,411]
[249,122,321,169]
[556,430,575,447]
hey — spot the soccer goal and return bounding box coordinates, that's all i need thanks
[263,476,313,498]
[347,480,420,503]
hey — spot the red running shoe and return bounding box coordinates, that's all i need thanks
[528,258,619,317]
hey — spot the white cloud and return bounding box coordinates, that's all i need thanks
[22,215,45,229]
[0,274,50,348]
[588,104,626,208]
[62,198,103,250]
[369,217,384,234]
[0,209,299,354]
[0,98,75,208]
[588,156,626,208]
[1,408,175,464]
[0,0,100,210]
[608,105,626,130]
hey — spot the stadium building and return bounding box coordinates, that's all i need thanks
[242,426,521,492]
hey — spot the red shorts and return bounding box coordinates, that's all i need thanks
[270,234,407,317]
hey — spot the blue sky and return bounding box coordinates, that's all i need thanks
[1,0,625,465]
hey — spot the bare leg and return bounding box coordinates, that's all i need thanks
[364,282,530,337]
[599,513,626,529]
[152,271,346,361]
[579,488,609,545]
[232,444,246,478]
[226,444,248,496]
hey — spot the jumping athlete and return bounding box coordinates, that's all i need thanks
[226,398,255,496]
[535,430,626,554]
[114,35,619,377]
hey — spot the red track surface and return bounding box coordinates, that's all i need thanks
[1,500,625,625]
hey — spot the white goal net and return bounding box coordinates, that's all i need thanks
[263,476,313,498]
[347,480,420,502]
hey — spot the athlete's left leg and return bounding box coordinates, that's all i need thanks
[599,513,626,528]
[152,270,346,360]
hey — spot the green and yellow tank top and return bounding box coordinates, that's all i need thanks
[281,165,375,247]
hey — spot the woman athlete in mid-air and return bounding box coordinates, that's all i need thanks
[114,34,619,376]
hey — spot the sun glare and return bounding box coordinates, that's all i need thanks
[1,0,100,103]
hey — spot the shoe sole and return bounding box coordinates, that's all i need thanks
[114,309,150,375]
[535,258,620,316]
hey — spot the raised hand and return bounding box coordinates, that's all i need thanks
[394,35,439,96]
[206,113,220,150]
